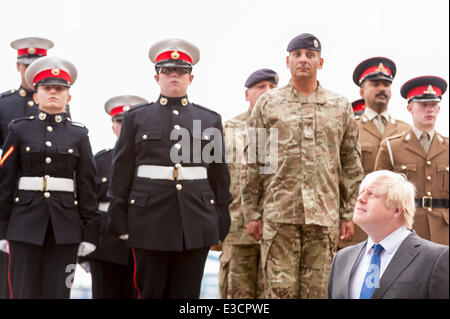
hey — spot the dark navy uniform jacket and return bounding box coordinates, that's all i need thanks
[87,148,130,265]
[0,111,99,245]
[108,96,232,252]
[0,87,72,149]
[0,87,39,148]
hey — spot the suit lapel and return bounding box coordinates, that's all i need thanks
[343,241,367,299]
[371,232,421,299]
[427,134,446,161]
[404,129,427,159]
[362,118,382,140]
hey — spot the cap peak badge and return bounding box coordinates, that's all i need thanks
[51,68,60,76]
[171,50,180,59]
[376,63,388,74]
[424,85,437,95]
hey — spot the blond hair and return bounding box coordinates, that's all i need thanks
[361,170,416,228]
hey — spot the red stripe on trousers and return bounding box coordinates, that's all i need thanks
[131,248,141,299]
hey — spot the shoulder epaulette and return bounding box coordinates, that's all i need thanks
[69,121,87,128]
[387,131,408,141]
[191,103,220,116]
[95,148,113,158]
[11,115,35,124]
[128,102,154,113]
[0,89,17,99]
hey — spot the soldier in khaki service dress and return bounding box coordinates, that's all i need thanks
[241,33,363,299]
[338,57,411,249]
[218,69,278,299]
[375,76,449,246]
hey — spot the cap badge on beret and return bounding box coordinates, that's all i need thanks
[28,47,36,54]
[274,74,280,83]
[171,50,180,60]
[313,39,319,48]
[424,85,437,95]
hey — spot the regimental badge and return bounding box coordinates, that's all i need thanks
[313,39,319,48]
[123,105,130,112]
[19,89,27,97]
[51,68,60,76]
[376,63,388,74]
[55,115,62,123]
[181,98,188,106]
[28,47,36,54]
[39,112,47,120]
[171,50,180,60]
[160,97,168,105]
[274,75,280,83]
[424,85,437,95]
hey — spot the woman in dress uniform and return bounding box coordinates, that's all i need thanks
[0,56,99,299]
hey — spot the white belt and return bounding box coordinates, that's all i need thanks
[137,165,207,180]
[98,201,111,213]
[18,176,75,192]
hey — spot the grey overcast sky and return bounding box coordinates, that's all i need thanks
[1,0,448,153]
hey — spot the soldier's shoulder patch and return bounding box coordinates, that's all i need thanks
[11,115,35,124]
[95,148,113,158]
[0,89,17,99]
[191,103,220,117]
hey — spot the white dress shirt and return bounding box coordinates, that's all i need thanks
[349,226,412,299]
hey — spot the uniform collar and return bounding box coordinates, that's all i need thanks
[158,94,189,107]
[18,85,34,98]
[412,125,435,142]
[37,110,67,124]
[288,80,327,104]
[363,107,389,122]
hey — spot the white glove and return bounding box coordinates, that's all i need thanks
[119,234,129,240]
[0,240,9,254]
[77,241,96,257]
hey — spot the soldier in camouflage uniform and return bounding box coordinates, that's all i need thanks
[218,69,278,299]
[241,33,363,299]
[338,57,410,249]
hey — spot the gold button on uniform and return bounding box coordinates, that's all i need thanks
[143,134,148,140]
[210,199,215,204]
[45,141,52,147]
[44,192,50,198]
[68,149,73,154]
[428,208,432,212]
[74,201,78,206]
[45,157,52,164]
[15,197,19,203]
[181,98,188,106]
[39,112,46,120]
[174,125,181,130]
[55,115,62,123]
[26,146,30,152]
[401,165,407,171]
[204,135,210,141]
[427,161,432,166]
[427,192,432,196]
[427,176,431,181]
[28,101,34,107]
[176,184,182,190]
[160,97,168,105]
[175,163,181,168]
[175,143,181,150]
[19,89,26,97]
[47,126,53,132]
[130,199,135,204]
[173,110,179,115]
[102,177,107,182]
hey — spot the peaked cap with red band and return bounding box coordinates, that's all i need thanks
[148,38,200,69]
[25,56,77,88]
[351,98,366,116]
[10,37,54,65]
[353,57,396,87]
[104,95,149,121]
[400,76,447,102]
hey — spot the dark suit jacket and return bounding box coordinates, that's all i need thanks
[328,231,449,299]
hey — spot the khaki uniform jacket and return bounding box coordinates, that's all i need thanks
[241,81,363,227]
[375,128,449,245]
[223,110,259,245]
[339,113,410,248]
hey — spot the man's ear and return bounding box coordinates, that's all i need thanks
[33,92,38,104]
[393,207,404,217]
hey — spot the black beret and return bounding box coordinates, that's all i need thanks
[245,68,279,88]
[287,33,321,52]
[400,76,447,102]
[353,57,396,86]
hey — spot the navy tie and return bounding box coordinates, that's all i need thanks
[360,244,384,299]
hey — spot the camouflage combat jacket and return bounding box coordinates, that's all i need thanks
[241,81,363,227]
[223,110,259,245]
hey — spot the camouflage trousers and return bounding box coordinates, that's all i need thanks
[219,244,264,299]
[261,222,339,299]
